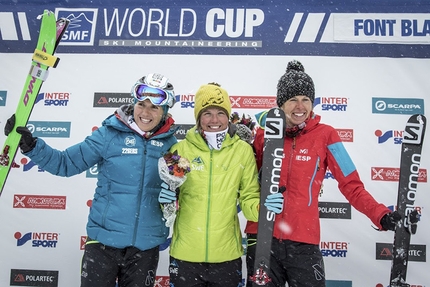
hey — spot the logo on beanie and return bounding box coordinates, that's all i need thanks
[201,90,227,109]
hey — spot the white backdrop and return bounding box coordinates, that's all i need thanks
[1,1,430,287]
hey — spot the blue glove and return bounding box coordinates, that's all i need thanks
[158,182,176,204]
[264,193,284,214]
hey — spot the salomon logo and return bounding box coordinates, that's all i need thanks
[403,120,424,144]
[265,118,283,139]
[404,154,421,228]
[266,147,284,222]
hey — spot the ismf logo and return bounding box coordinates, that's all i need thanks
[375,129,403,144]
[10,269,59,287]
[371,167,427,182]
[55,8,98,45]
[320,241,348,257]
[15,231,59,248]
[313,97,348,111]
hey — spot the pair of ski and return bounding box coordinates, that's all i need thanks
[249,109,426,287]
[0,10,69,195]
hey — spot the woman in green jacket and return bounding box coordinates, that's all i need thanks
[158,82,283,287]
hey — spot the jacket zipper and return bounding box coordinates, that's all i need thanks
[205,149,213,261]
[133,140,147,245]
[308,157,320,206]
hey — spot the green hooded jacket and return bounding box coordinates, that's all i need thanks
[169,125,260,263]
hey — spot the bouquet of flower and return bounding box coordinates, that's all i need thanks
[158,150,190,227]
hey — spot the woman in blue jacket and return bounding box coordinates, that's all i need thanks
[5,73,178,287]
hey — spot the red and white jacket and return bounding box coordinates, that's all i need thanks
[245,112,390,245]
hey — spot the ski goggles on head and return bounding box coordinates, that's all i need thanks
[133,83,172,106]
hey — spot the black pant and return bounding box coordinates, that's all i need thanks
[81,239,159,287]
[169,256,243,287]
[246,234,325,287]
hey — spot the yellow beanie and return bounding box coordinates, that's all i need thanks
[194,83,231,120]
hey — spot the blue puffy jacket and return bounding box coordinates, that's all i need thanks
[25,104,178,251]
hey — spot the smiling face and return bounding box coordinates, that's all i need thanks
[280,95,313,128]
[133,98,165,132]
[198,107,229,132]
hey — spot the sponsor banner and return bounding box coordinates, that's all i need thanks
[80,236,86,250]
[174,124,194,140]
[372,97,425,115]
[0,90,6,106]
[319,202,351,219]
[371,167,427,182]
[376,242,426,262]
[85,164,98,178]
[36,92,71,107]
[336,128,353,142]
[27,121,71,138]
[320,241,348,258]
[13,194,67,209]
[15,231,59,248]
[93,92,134,108]
[154,276,170,287]
[326,280,352,287]
[10,269,59,287]
[230,96,276,109]
[0,1,429,57]
[313,97,348,112]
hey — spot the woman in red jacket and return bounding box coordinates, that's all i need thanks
[245,60,401,287]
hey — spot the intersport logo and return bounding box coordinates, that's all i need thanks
[371,167,427,182]
[13,194,66,209]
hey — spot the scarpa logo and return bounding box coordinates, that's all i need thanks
[86,164,98,178]
[55,8,98,46]
[27,121,71,138]
[326,280,352,287]
[0,90,6,106]
[372,97,424,114]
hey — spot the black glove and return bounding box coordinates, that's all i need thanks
[380,211,401,231]
[16,126,37,153]
[4,114,16,136]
